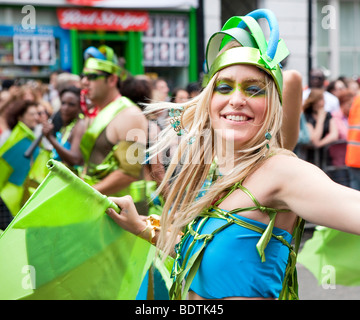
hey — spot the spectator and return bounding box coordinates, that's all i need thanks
[152,77,169,102]
[345,95,360,190]
[347,78,360,97]
[327,78,347,99]
[303,68,340,113]
[41,86,84,168]
[327,89,354,186]
[152,78,170,129]
[329,90,354,163]
[186,82,202,98]
[171,87,189,103]
[5,100,39,132]
[303,88,339,168]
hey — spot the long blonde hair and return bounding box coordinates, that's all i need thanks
[145,46,291,258]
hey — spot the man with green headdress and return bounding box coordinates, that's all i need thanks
[79,45,148,209]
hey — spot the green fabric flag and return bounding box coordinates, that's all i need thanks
[298,226,360,286]
[0,122,50,216]
[0,159,154,300]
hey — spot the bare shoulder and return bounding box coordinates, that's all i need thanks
[260,153,326,181]
[110,104,146,128]
[108,104,148,143]
[254,153,333,206]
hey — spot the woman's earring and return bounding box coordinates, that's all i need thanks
[169,107,196,145]
[265,132,272,149]
[169,108,183,136]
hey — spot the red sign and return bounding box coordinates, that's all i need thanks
[66,0,103,5]
[57,8,149,31]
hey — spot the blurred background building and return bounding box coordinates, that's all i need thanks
[0,0,358,89]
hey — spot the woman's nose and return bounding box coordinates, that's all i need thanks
[229,89,246,108]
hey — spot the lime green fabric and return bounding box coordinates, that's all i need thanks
[0,160,153,300]
[80,97,134,163]
[298,226,360,286]
[0,122,50,216]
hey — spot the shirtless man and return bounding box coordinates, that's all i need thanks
[77,46,148,200]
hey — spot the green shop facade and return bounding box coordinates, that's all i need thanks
[0,4,200,89]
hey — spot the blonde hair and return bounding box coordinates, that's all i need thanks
[145,44,292,258]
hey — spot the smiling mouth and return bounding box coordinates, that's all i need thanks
[222,114,252,122]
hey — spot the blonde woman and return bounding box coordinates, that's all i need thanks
[106,10,360,300]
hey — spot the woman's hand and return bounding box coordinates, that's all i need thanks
[106,195,146,235]
[41,121,54,139]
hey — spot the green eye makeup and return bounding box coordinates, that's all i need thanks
[243,84,267,97]
[214,80,235,95]
[214,79,267,97]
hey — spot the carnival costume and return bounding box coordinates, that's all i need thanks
[167,9,305,300]
[80,46,149,209]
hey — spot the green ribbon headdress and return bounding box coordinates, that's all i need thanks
[202,9,289,103]
[83,45,128,81]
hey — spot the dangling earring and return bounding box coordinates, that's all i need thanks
[169,107,196,145]
[265,132,272,149]
[169,108,183,136]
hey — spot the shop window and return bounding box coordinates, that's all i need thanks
[143,14,189,67]
[316,0,360,78]
[0,35,61,80]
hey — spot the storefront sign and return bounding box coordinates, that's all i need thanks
[64,0,198,8]
[57,8,149,31]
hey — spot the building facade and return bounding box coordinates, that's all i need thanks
[1,0,359,87]
[203,0,360,86]
[0,0,199,89]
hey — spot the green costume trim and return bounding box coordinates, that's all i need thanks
[84,57,121,77]
[80,97,134,163]
[170,181,304,300]
[113,141,144,180]
[202,12,289,102]
[79,97,149,204]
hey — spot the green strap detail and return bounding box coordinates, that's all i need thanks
[80,97,135,163]
[256,209,277,262]
[170,180,302,300]
[279,217,305,300]
[213,180,290,262]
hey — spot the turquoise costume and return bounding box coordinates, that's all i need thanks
[170,180,304,300]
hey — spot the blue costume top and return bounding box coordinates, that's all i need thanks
[179,213,292,299]
[170,180,302,300]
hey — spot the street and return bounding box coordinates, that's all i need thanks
[297,227,360,300]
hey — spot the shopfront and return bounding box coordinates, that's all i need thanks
[58,7,198,88]
[0,1,199,88]
[0,24,71,81]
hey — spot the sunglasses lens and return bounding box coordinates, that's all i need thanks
[81,73,105,80]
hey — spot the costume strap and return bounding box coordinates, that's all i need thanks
[80,97,134,163]
[279,217,305,300]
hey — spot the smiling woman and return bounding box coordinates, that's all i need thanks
[106,9,360,301]
[210,64,273,152]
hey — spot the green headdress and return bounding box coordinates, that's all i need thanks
[83,45,128,81]
[202,9,289,103]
